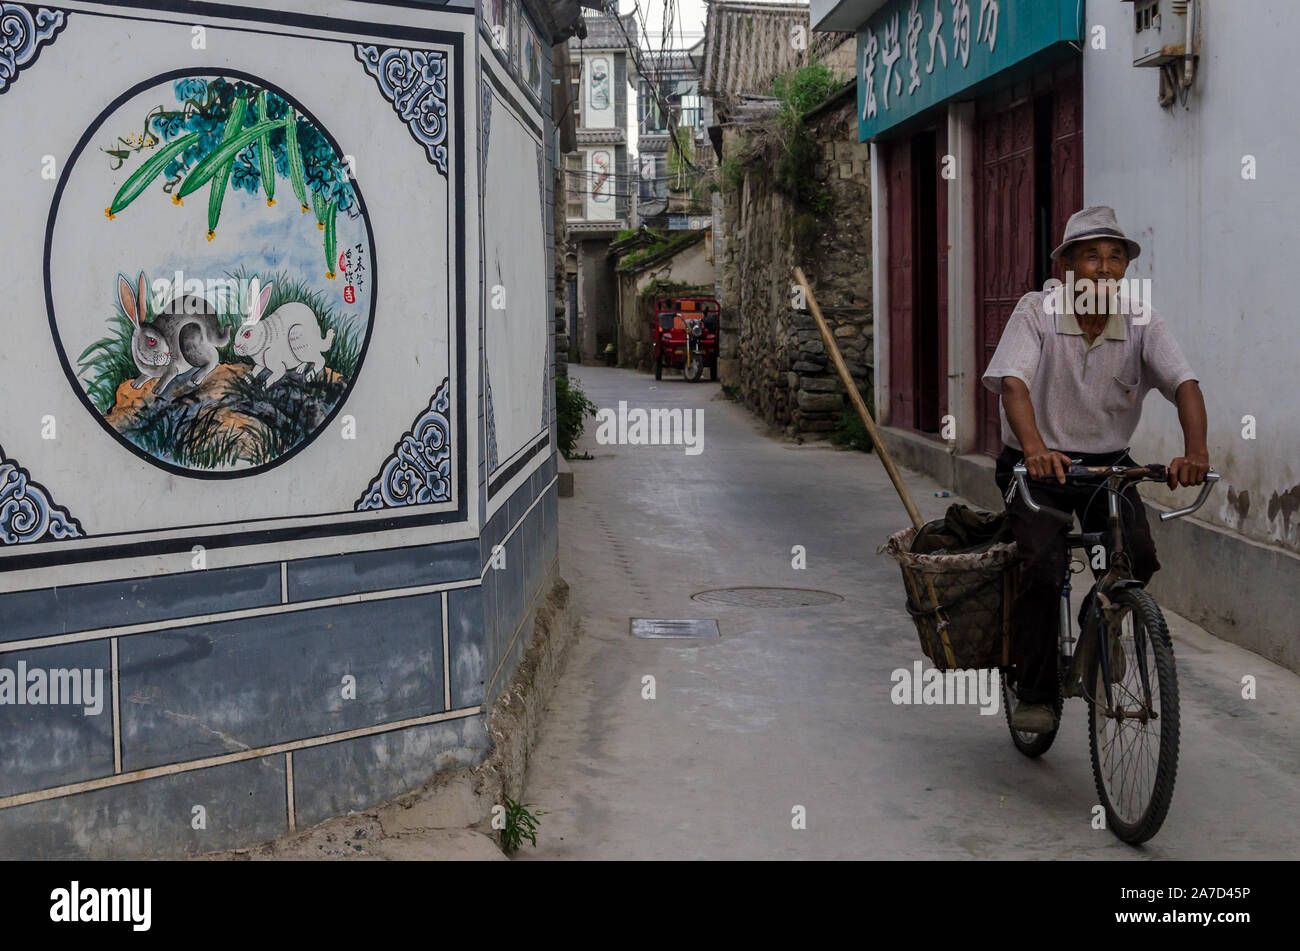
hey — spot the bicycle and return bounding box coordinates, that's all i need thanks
[1000,461,1220,844]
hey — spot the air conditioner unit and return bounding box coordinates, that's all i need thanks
[1129,0,1199,67]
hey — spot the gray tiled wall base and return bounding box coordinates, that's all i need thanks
[0,564,281,643]
[292,713,488,828]
[479,480,559,707]
[0,755,287,860]
[0,713,489,859]
[118,596,447,771]
[0,476,558,858]
[0,641,114,798]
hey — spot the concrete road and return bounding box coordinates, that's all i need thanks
[520,365,1300,860]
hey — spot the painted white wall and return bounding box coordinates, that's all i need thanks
[483,87,548,481]
[0,10,469,589]
[1084,0,1300,551]
[632,239,714,289]
[627,73,639,162]
[583,53,615,129]
[587,148,618,220]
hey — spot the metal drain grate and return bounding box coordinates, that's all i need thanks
[630,618,720,639]
[690,587,843,608]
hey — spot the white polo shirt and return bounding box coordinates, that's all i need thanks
[981,289,1198,454]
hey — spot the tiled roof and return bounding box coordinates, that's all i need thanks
[637,39,705,77]
[701,1,854,105]
[571,9,639,50]
[701,2,810,100]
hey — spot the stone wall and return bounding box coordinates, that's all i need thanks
[717,95,873,438]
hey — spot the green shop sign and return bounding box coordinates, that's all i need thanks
[857,0,1083,140]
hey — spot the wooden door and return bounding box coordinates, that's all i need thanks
[934,124,949,425]
[975,100,1036,456]
[886,129,948,433]
[886,139,915,428]
[1050,72,1084,283]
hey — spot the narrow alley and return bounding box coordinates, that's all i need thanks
[521,366,1300,860]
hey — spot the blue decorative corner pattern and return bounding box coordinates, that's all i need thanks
[355,44,449,176]
[0,5,67,97]
[0,442,83,544]
[356,379,452,510]
[484,357,499,472]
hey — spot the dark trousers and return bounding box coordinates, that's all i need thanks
[992,446,1161,704]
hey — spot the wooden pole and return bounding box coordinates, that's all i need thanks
[792,266,926,531]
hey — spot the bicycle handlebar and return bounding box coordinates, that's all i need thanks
[1009,463,1219,522]
[1157,470,1220,521]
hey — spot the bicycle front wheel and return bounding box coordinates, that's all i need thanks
[1087,586,1180,845]
[1001,668,1062,758]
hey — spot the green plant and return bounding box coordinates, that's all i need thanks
[770,63,841,116]
[617,229,701,270]
[641,278,709,301]
[77,309,144,413]
[499,797,543,854]
[830,401,876,453]
[665,123,693,188]
[555,375,597,458]
[721,384,741,401]
[104,77,353,278]
[732,63,841,257]
[719,152,748,192]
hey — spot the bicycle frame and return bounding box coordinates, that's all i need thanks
[1006,463,1220,709]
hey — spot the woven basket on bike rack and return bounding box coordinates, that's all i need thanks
[879,512,1018,671]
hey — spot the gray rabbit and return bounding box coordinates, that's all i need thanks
[119,271,230,400]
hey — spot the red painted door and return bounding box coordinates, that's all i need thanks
[934,124,949,425]
[975,100,1036,456]
[1050,72,1084,283]
[886,139,915,428]
[886,129,948,433]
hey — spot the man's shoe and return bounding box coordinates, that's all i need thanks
[1010,701,1058,734]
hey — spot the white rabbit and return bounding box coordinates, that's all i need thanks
[233,278,336,387]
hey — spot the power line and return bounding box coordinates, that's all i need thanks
[594,1,703,173]
[562,163,717,184]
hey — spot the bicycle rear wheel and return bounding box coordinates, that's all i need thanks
[1087,586,1180,844]
[1001,669,1063,758]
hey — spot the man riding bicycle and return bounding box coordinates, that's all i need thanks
[982,206,1210,734]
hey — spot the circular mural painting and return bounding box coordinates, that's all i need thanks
[46,71,375,477]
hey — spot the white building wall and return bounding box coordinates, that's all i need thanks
[583,52,616,129]
[586,148,618,220]
[1084,0,1300,553]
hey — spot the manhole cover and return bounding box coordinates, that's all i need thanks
[690,587,843,608]
[630,618,720,639]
